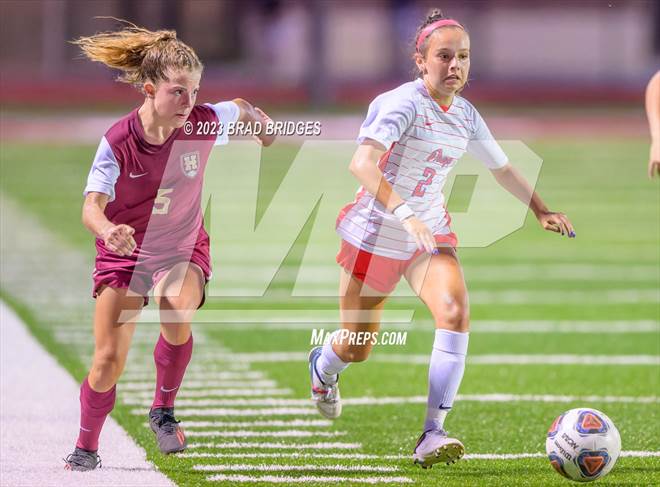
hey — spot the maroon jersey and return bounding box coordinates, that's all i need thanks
[103,105,215,250]
[84,102,240,303]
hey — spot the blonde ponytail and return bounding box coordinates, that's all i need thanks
[72,19,202,87]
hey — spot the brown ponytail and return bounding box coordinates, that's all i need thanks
[72,18,202,88]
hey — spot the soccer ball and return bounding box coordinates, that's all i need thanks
[546,408,621,482]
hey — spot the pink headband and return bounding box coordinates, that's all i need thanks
[416,19,464,52]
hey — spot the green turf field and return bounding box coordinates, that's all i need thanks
[1,136,658,486]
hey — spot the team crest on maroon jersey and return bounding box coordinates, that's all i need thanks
[181,151,200,178]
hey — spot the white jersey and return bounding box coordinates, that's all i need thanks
[337,78,508,259]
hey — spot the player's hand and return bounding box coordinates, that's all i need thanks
[648,142,660,178]
[255,107,276,147]
[101,224,136,256]
[537,211,575,238]
[649,159,660,179]
[402,216,437,254]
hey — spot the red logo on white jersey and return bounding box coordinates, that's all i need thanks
[426,148,455,167]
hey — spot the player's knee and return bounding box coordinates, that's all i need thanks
[160,294,200,313]
[434,292,469,331]
[92,348,123,377]
[159,295,199,325]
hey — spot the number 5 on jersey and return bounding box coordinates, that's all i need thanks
[153,188,173,215]
[412,167,437,197]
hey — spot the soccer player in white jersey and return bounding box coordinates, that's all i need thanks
[308,9,575,469]
[645,70,660,178]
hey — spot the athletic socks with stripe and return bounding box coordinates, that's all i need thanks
[76,377,115,452]
[424,329,469,432]
[152,333,193,409]
[314,332,349,387]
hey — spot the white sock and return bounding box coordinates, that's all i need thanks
[313,331,349,387]
[424,329,469,432]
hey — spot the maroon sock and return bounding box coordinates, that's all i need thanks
[76,376,116,451]
[152,333,193,409]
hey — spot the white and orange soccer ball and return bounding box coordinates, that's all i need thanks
[546,408,621,482]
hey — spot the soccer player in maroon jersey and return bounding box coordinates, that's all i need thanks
[63,22,274,471]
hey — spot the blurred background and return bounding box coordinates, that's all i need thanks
[1,0,658,111]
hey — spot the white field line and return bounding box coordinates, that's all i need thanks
[123,348,233,363]
[468,355,659,365]
[462,264,658,281]
[467,289,659,304]
[183,419,332,428]
[52,324,160,334]
[121,362,252,374]
[180,450,660,461]
[189,320,660,333]
[431,320,660,334]
[119,373,236,382]
[131,407,317,416]
[354,394,659,405]
[188,442,361,450]
[619,451,660,458]
[185,430,346,438]
[119,366,252,380]
[180,452,385,460]
[124,394,657,409]
[123,388,293,399]
[389,451,660,460]
[204,474,412,484]
[194,464,399,472]
[132,309,414,324]
[39,257,656,292]
[126,380,279,389]
[284,289,659,304]
[190,352,660,366]
[119,377,268,390]
[52,332,207,345]
[235,263,657,282]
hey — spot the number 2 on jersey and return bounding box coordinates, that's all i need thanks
[152,188,173,215]
[412,167,437,197]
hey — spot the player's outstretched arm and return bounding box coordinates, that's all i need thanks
[82,192,136,256]
[490,163,575,238]
[645,71,660,178]
[349,139,437,253]
[232,98,276,147]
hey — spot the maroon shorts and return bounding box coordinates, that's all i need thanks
[92,235,211,307]
[336,233,458,294]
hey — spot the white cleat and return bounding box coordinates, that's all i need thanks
[308,346,342,419]
[412,429,465,469]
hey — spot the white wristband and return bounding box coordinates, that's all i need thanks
[392,203,414,222]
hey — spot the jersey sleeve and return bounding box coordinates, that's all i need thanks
[204,101,240,146]
[83,136,120,201]
[466,108,509,169]
[357,91,416,149]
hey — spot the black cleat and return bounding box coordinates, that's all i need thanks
[63,447,101,471]
[149,407,187,454]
